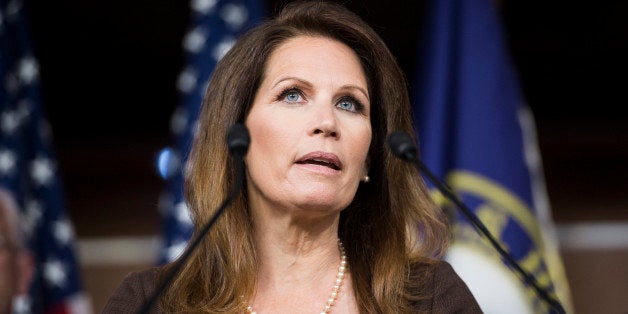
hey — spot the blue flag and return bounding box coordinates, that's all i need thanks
[157,0,265,264]
[412,0,572,312]
[0,0,91,313]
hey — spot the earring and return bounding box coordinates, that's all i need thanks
[362,175,370,183]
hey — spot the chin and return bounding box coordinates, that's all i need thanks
[293,191,352,213]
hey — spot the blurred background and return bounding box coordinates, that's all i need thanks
[11,0,627,312]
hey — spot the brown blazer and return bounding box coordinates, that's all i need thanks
[103,260,482,313]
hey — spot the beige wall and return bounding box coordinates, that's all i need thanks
[562,249,628,314]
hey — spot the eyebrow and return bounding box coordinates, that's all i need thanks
[271,77,313,89]
[271,77,370,102]
[340,85,370,102]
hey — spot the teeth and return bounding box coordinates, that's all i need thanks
[313,159,334,166]
[300,158,338,170]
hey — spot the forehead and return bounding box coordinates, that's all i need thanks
[263,35,368,85]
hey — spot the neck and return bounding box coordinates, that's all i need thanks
[247,203,349,312]
[253,214,341,287]
[249,191,343,273]
[248,234,348,314]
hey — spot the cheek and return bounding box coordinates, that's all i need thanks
[356,125,372,159]
[248,118,288,153]
[346,124,372,172]
[245,111,296,171]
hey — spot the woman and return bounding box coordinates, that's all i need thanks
[104,1,481,313]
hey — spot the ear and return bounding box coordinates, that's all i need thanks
[16,251,34,294]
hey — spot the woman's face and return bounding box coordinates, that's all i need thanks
[244,35,372,216]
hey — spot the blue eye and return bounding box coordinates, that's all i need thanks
[278,88,304,103]
[336,96,363,113]
[285,91,300,102]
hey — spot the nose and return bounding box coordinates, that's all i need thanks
[310,103,339,138]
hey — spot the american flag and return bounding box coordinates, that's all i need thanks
[0,0,91,313]
[157,0,264,264]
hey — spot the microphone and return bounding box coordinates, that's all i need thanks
[227,123,250,158]
[138,123,250,314]
[387,131,565,314]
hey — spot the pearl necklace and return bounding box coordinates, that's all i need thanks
[245,240,348,314]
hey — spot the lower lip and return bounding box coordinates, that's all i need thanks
[295,163,341,175]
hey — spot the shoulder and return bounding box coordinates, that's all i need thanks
[410,260,483,313]
[102,267,161,313]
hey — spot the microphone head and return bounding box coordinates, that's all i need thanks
[387,131,418,161]
[227,123,250,157]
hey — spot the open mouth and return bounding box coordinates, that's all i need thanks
[296,152,342,171]
[296,158,340,170]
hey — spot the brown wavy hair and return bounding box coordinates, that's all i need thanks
[158,1,449,312]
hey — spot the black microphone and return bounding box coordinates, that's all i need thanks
[387,131,565,314]
[138,123,250,314]
[227,123,250,158]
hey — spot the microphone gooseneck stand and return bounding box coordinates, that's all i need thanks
[137,124,250,314]
[387,131,565,314]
